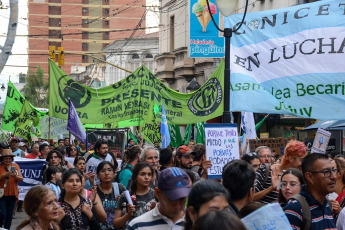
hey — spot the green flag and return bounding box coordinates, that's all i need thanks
[184,124,192,145]
[196,122,205,144]
[168,124,183,148]
[49,59,224,125]
[255,114,269,130]
[14,101,47,143]
[1,81,25,132]
[129,130,138,144]
[141,103,161,145]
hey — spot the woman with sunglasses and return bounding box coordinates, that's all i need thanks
[66,145,79,158]
[277,168,304,207]
[242,152,260,172]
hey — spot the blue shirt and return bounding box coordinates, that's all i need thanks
[283,185,336,230]
[45,182,61,200]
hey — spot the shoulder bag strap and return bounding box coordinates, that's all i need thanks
[292,194,311,230]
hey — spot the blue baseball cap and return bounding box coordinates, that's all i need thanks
[158,167,191,201]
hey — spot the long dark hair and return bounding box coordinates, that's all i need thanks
[129,162,153,195]
[278,168,304,206]
[192,210,246,230]
[97,161,116,179]
[59,168,83,202]
[185,179,229,230]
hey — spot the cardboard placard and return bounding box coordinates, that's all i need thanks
[205,123,239,179]
[311,128,331,154]
[249,137,295,155]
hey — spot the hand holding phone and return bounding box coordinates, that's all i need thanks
[11,166,16,173]
[88,165,95,173]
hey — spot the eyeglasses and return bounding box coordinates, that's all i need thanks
[247,152,257,157]
[259,155,271,159]
[280,182,300,190]
[309,168,339,178]
[71,148,77,151]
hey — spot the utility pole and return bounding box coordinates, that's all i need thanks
[0,0,18,73]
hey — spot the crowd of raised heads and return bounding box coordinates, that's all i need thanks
[0,137,344,230]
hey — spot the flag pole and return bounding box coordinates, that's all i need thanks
[48,117,51,140]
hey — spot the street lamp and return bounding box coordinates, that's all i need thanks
[206,0,248,123]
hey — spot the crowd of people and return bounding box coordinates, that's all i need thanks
[0,136,344,230]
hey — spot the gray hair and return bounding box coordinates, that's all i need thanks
[255,146,271,155]
[139,145,160,161]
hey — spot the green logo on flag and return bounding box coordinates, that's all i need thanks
[58,76,92,108]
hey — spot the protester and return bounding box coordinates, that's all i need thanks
[66,145,79,158]
[113,162,156,229]
[175,145,194,170]
[39,143,50,159]
[329,158,345,219]
[159,148,174,171]
[222,160,256,213]
[284,153,337,229]
[86,139,116,184]
[63,138,70,148]
[55,147,72,169]
[187,140,195,150]
[26,143,40,159]
[242,152,261,172]
[15,185,60,230]
[42,150,69,184]
[254,140,307,204]
[0,149,23,229]
[44,166,62,199]
[185,179,230,230]
[18,142,28,156]
[96,161,126,230]
[58,139,64,148]
[118,145,141,188]
[79,176,107,225]
[255,146,272,164]
[140,146,160,187]
[58,169,100,229]
[78,142,87,156]
[74,156,94,189]
[190,144,211,178]
[126,167,190,230]
[127,139,136,148]
[9,138,24,157]
[277,168,304,207]
[192,210,246,230]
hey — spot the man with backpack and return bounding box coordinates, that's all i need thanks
[284,153,337,230]
[86,139,118,184]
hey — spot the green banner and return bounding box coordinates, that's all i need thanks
[14,101,47,142]
[49,60,224,125]
[184,124,192,145]
[168,124,183,148]
[196,122,205,144]
[141,103,161,144]
[1,81,25,132]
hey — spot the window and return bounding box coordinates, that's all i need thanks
[82,43,88,48]
[145,53,153,59]
[105,21,109,26]
[82,19,88,24]
[104,9,109,14]
[82,55,87,59]
[104,32,109,37]
[132,54,139,59]
[82,8,88,13]
[170,16,175,51]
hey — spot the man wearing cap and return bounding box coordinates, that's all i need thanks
[127,167,190,230]
[9,138,24,158]
[18,142,28,156]
[175,145,195,170]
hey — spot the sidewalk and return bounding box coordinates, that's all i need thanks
[10,211,28,230]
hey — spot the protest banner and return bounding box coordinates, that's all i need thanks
[249,137,295,155]
[189,0,224,58]
[241,203,292,230]
[14,157,47,200]
[40,116,69,140]
[311,128,331,154]
[49,59,224,125]
[225,0,345,120]
[205,123,239,179]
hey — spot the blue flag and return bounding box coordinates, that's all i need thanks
[160,105,171,148]
[67,100,86,145]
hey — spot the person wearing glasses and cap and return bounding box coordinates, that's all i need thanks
[127,167,191,230]
[284,153,337,230]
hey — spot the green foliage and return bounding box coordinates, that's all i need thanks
[21,66,49,108]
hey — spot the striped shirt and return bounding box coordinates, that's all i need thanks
[283,186,336,230]
[255,163,278,204]
[45,182,61,200]
[127,205,185,230]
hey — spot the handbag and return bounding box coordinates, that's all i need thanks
[0,178,9,199]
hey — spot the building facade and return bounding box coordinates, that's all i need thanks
[28,0,146,77]
[103,32,158,86]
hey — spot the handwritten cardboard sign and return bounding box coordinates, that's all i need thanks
[205,123,239,179]
[241,203,292,230]
[249,137,295,155]
[311,128,331,154]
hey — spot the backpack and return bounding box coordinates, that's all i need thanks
[291,194,311,230]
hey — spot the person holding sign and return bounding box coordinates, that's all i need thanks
[254,140,307,204]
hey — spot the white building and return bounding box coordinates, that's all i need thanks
[103,33,159,86]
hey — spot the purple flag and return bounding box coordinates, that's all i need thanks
[67,100,86,145]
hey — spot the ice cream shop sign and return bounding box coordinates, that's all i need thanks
[189,0,225,58]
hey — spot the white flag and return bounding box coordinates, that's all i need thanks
[241,112,256,154]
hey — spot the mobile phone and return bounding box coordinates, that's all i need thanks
[88,165,95,172]
[11,167,16,172]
